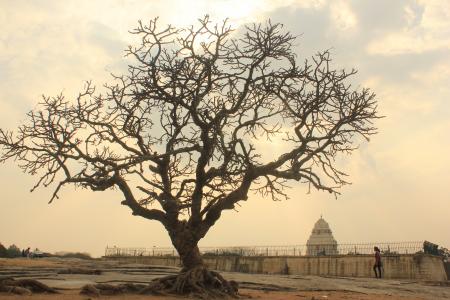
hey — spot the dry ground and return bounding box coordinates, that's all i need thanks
[0,259,61,268]
[0,258,448,300]
[0,290,428,299]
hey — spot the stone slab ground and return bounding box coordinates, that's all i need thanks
[0,258,449,299]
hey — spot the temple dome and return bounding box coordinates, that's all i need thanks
[306,216,338,256]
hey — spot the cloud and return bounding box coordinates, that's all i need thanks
[367,0,450,55]
[1,0,450,255]
[0,2,127,129]
[410,57,450,88]
[329,0,358,34]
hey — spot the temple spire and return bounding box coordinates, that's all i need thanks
[306,217,338,256]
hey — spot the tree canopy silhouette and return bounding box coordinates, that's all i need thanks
[0,16,379,297]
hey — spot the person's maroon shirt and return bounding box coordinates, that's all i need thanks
[375,251,381,264]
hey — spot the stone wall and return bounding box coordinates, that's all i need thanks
[107,253,448,281]
[444,261,450,280]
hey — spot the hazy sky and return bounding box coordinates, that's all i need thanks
[1,0,449,257]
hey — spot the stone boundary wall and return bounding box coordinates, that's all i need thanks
[444,261,450,280]
[107,253,448,281]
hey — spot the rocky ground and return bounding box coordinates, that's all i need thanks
[0,258,449,299]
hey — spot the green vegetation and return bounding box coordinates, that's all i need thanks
[0,243,8,257]
[54,252,92,260]
[6,244,21,257]
[0,243,22,258]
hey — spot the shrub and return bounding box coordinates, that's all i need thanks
[7,244,21,258]
[54,252,92,260]
[0,243,8,258]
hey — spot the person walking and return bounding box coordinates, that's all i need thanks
[373,246,382,278]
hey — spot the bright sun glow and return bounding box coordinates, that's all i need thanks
[169,0,281,28]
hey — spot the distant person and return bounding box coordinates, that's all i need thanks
[24,247,31,259]
[21,249,26,257]
[373,246,382,278]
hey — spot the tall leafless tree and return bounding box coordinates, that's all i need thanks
[0,17,379,297]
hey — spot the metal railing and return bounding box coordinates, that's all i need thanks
[105,241,425,257]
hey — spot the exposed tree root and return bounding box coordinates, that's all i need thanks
[81,282,149,296]
[80,265,239,299]
[0,278,58,295]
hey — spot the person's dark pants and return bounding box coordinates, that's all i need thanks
[373,263,382,278]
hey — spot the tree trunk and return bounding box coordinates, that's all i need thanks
[80,222,238,298]
[177,243,203,271]
[169,222,204,271]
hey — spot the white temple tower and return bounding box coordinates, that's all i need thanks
[306,216,338,256]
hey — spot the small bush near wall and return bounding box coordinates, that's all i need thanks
[54,252,92,260]
[0,243,8,258]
